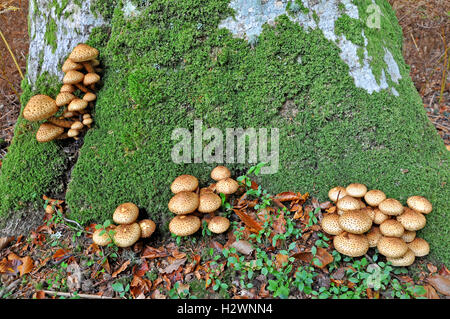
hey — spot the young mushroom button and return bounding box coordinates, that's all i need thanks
[23,95,59,122]
[169,215,201,237]
[35,123,64,143]
[139,219,156,238]
[113,223,141,248]
[215,178,239,195]
[168,191,200,215]
[170,175,199,194]
[198,192,222,213]
[208,216,230,234]
[113,202,140,225]
[210,166,231,181]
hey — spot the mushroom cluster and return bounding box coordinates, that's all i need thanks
[168,166,238,237]
[92,202,156,248]
[322,184,431,266]
[22,43,101,142]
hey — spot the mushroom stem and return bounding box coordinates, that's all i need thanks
[75,83,91,93]
[82,61,95,73]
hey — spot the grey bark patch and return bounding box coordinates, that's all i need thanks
[0,205,44,238]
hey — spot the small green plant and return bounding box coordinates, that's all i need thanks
[111,281,130,298]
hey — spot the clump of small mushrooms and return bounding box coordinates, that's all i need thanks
[92,202,156,248]
[322,184,431,266]
[22,43,102,142]
[168,166,237,237]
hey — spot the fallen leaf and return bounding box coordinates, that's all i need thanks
[427,274,450,296]
[230,240,254,255]
[142,246,169,259]
[0,237,13,250]
[33,291,46,299]
[275,253,289,270]
[133,260,149,277]
[233,209,263,233]
[160,258,186,274]
[18,256,34,277]
[421,285,440,299]
[52,248,68,261]
[112,260,130,278]
[427,263,438,274]
[292,247,333,269]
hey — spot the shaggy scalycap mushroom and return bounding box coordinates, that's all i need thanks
[113,202,139,225]
[36,123,64,143]
[378,198,404,216]
[373,208,389,225]
[92,225,116,246]
[83,92,97,102]
[139,219,156,238]
[23,95,59,122]
[333,232,369,257]
[338,210,372,234]
[360,207,375,221]
[328,186,347,203]
[387,249,415,267]
[379,219,405,238]
[63,70,84,85]
[168,191,199,215]
[215,178,239,195]
[47,117,74,129]
[169,215,201,237]
[407,196,432,215]
[170,175,199,194]
[69,43,99,62]
[364,189,386,207]
[211,166,231,181]
[62,58,83,73]
[320,213,343,236]
[56,92,76,107]
[113,223,141,248]
[336,195,360,212]
[68,98,88,112]
[345,183,367,198]
[407,238,430,257]
[208,216,230,234]
[60,84,75,93]
[366,226,382,248]
[377,237,408,258]
[198,192,222,213]
[83,72,101,86]
[396,208,426,231]
[401,230,416,243]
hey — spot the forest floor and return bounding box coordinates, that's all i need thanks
[0,0,449,299]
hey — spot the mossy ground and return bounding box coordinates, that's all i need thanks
[0,0,448,265]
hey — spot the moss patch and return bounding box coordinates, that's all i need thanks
[44,17,58,53]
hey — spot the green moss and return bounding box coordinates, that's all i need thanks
[44,17,58,53]
[335,14,364,46]
[286,0,309,16]
[50,0,69,18]
[90,0,118,21]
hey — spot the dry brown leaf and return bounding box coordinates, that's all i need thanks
[112,260,130,278]
[427,263,438,274]
[427,274,450,296]
[160,258,186,275]
[18,256,34,277]
[292,247,333,269]
[142,246,169,259]
[230,240,254,255]
[233,209,263,233]
[133,260,149,277]
[422,284,440,299]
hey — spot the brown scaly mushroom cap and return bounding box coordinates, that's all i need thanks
[170,175,199,194]
[69,43,99,62]
[215,178,239,195]
[62,58,83,73]
[47,117,74,129]
[320,213,343,236]
[378,198,404,216]
[407,238,430,257]
[338,210,372,234]
[36,123,64,143]
[83,92,97,102]
[208,216,230,234]
[113,202,139,225]
[198,192,222,213]
[63,70,85,85]
[71,121,84,130]
[336,195,360,212]
[210,166,231,181]
[169,215,201,237]
[396,208,426,231]
[366,226,382,248]
[364,189,386,207]
[67,129,80,138]
[23,95,59,122]
[407,196,432,215]
[373,208,389,225]
[139,219,156,238]
[377,236,408,258]
[379,219,405,238]
[328,186,347,203]
[387,249,415,267]
[401,230,416,243]
[168,191,199,215]
[56,92,76,107]
[83,117,94,126]
[345,183,367,198]
[68,98,88,112]
[92,225,116,246]
[83,72,101,86]
[60,84,75,93]
[360,207,375,221]
[333,232,369,257]
[113,223,141,248]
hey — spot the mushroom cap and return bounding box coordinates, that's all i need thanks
[336,195,360,212]
[83,118,93,125]
[401,230,416,243]
[139,219,156,238]
[200,187,215,195]
[113,223,141,248]
[56,92,76,107]
[113,202,139,224]
[83,72,101,86]
[60,84,75,93]
[320,213,343,235]
[47,117,74,129]
[68,43,99,62]
[379,219,405,237]
[387,249,415,267]
[71,121,84,130]
[67,128,79,137]
[377,236,408,258]
[333,232,369,257]
[396,208,426,231]
[169,215,201,237]
[360,207,375,221]
[328,186,348,203]
[366,226,382,248]
[63,70,84,84]
[338,210,372,234]
[208,216,230,234]
[357,199,366,209]
[215,178,239,195]
[407,196,432,215]
[378,198,404,216]
[198,192,222,213]
[407,238,430,257]
[364,189,386,207]
[345,183,367,198]
[92,225,116,246]
[36,123,64,142]
[168,191,199,215]
[68,98,88,112]
[23,95,59,122]
[170,175,199,194]
[83,92,97,102]
[210,166,231,181]
[62,58,83,73]
[373,208,389,225]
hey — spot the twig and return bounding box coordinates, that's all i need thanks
[439,27,448,106]
[0,28,24,80]
[42,290,115,299]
